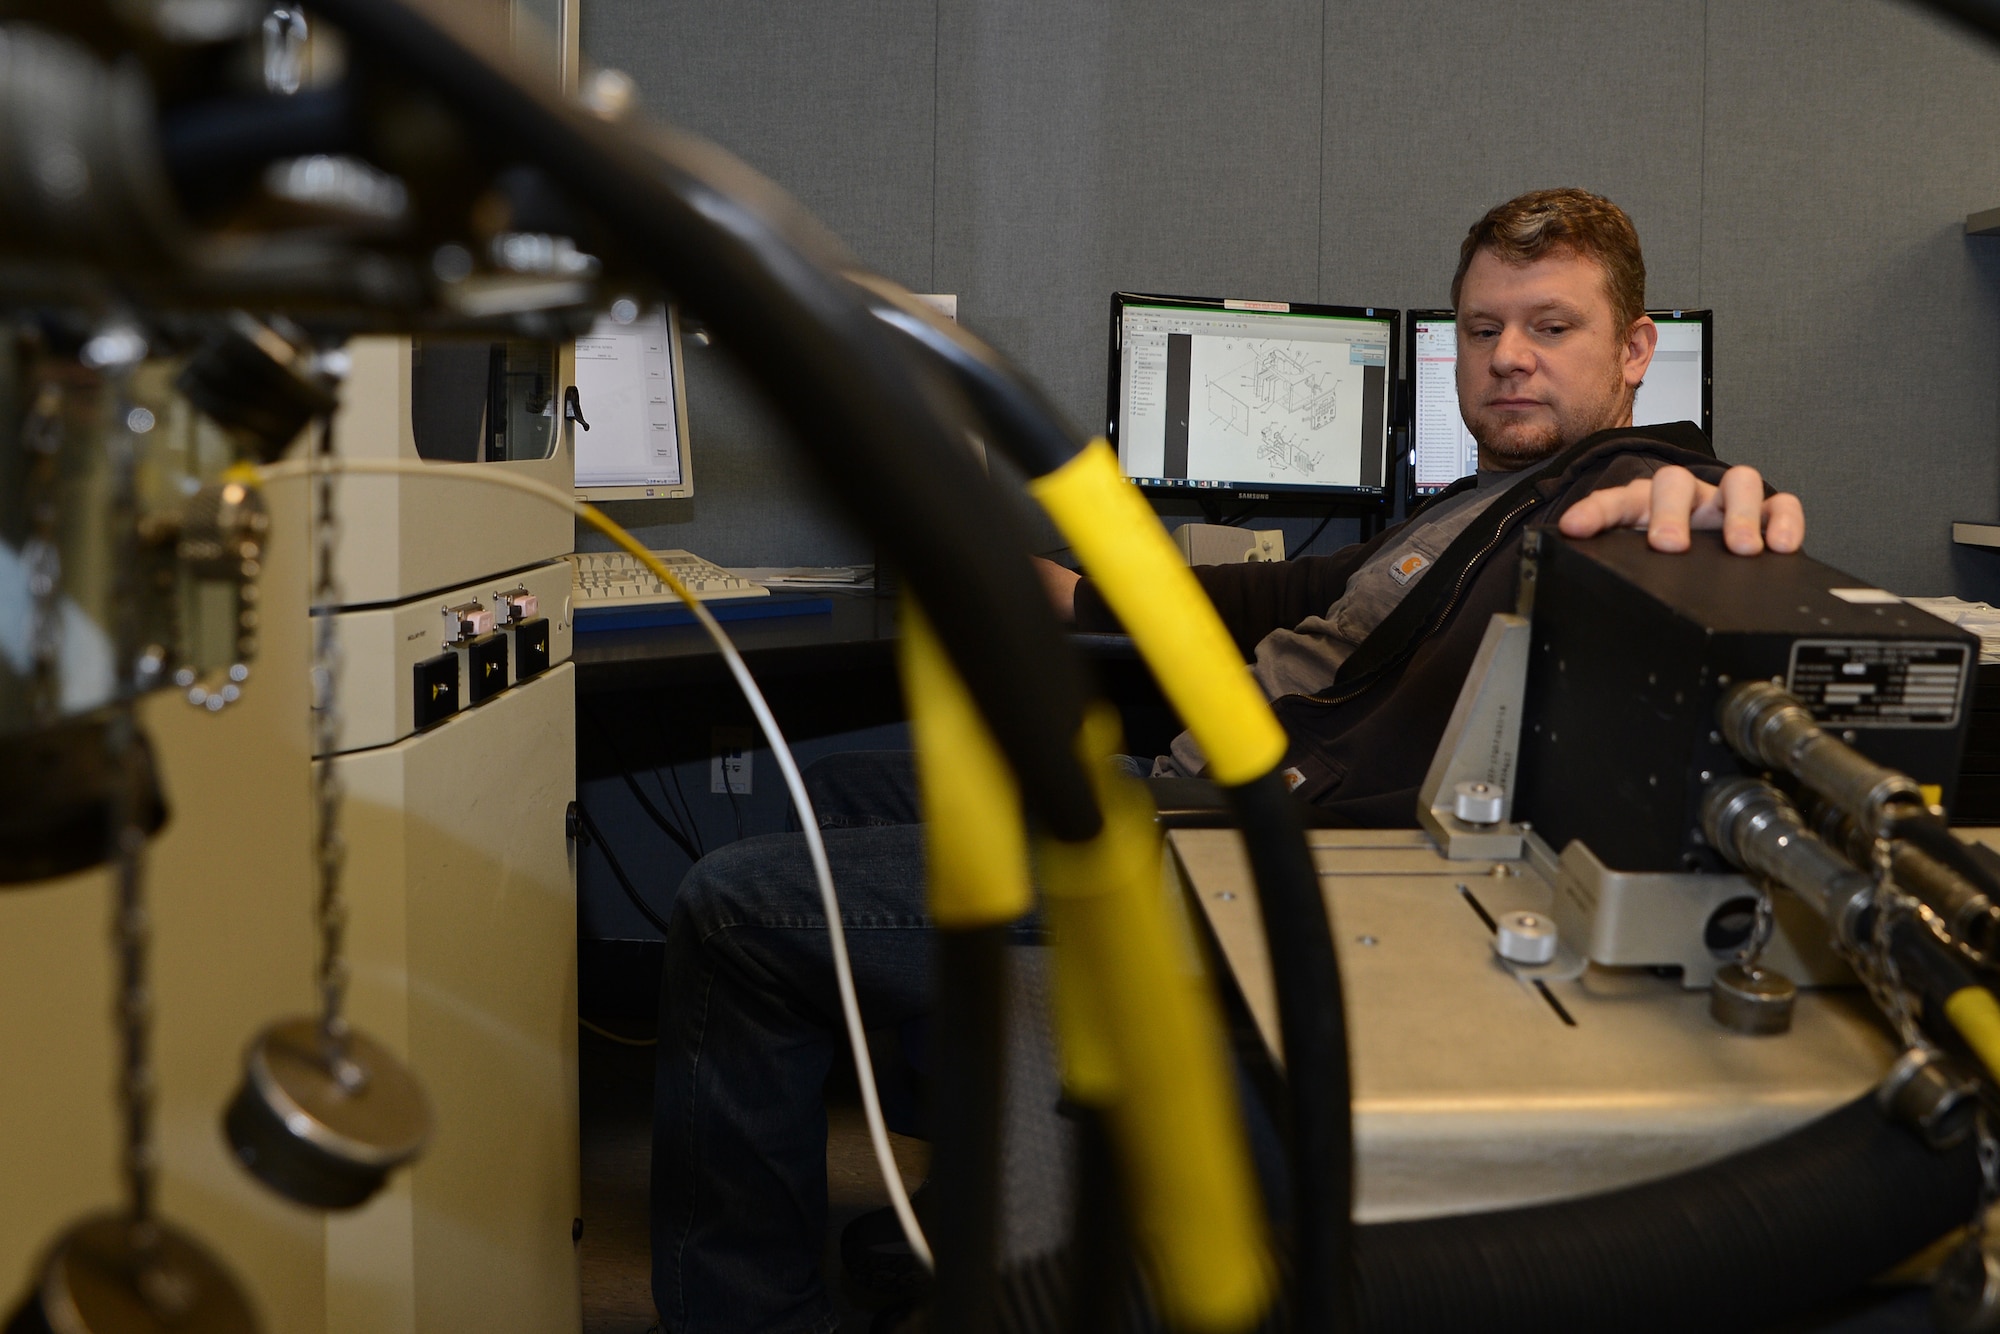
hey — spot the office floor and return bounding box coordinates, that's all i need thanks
[579,1025,930,1334]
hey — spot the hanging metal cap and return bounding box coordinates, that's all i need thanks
[223,1018,430,1210]
[1709,962,1796,1036]
[5,1214,257,1334]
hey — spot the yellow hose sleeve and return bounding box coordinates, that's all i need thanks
[1040,704,1274,1332]
[1028,439,1287,787]
[1945,985,2000,1085]
[897,597,1035,930]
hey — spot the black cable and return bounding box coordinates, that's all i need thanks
[1061,1106,1130,1334]
[1225,770,1354,1333]
[1221,500,1263,528]
[926,927,1009,1334]
[666,761,707,858]
[1914,0,2000,45]
[1891,813,2000,905]
[573,803,674,938]
[625,769,700,862]
[1294,509,1339,556]
[584,707,701,862]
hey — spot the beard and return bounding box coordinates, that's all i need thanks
[1471,418,1567,469]
[1467,363,1632,471]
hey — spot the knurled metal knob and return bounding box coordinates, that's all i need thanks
[1494,910,1557,965]
[1453,780,1505,825]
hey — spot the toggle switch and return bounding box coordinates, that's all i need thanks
[443,600,494,645]
[494,586,540,625]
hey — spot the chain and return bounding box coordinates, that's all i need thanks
[309,413,356,1077]
[98,357,160,1245]
[112,783,155,1234]
[1975,1108,2000,1246]
[22,381,65,722]
[1859,840,1927,1051]
[1739,880,1777,978]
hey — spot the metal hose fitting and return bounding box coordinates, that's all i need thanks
[1718,681,1926,838]
[1702,777,1874,951]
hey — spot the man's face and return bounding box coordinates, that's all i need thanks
[1454,247,1656,470]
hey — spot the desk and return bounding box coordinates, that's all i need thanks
[572,590,1181,777]
[574,590,899,695]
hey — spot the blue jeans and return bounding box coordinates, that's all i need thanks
[651,752,934,1334]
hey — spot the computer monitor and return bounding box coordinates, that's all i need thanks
[571,305,695,501]
[1108,292,1398,500]
[1406,308,1713,496]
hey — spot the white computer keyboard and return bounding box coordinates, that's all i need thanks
[566,549,771,606]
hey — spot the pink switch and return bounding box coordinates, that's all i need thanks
[446,602,495,638]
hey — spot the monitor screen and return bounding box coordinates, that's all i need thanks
[1109,292,1397,499]
[1408,308,1712,496]
[572,305,695,501]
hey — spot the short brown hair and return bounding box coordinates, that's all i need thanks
[1450,188,1646,332]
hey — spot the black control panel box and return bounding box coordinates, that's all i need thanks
[413,652,459,731]
[1515,529,1975,873]
[513,617,551,681]
[466,632,510,704]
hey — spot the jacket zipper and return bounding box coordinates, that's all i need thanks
[1278,490,1545,711]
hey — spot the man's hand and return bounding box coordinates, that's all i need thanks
[1557,464,1805,555]
[1034,556,1082,622]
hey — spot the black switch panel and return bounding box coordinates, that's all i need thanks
[413,653,459,730]
[467,632,510,704]
[513,617,551,681]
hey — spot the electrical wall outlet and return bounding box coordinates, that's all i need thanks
[710,726,753,795]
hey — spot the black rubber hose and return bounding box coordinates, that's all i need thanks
[1060,1106,1130,1334]
[1225,770,1353,1333]
[1352,1093,1976,1333]
[845,277,1086,477]
[928,926,1010,1334]
[303,0,1101,841]
[1913,0,2000,43]
[158,87,357,216]
[1892,813,2000,905]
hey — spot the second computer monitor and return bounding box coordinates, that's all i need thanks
[1408,309,1712,496]
[1109,292,1398,500]
[572,305,696,501]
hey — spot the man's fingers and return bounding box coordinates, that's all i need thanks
[1556,464,1805,557]
[1644,466,1699,552]
[1709,465,1768,555]
[1763,492,1805,553]
[1558,478,1653,538]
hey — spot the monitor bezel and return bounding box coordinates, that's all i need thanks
[572,303,697,503]
[1403,306,1715,501]
[1107,290,1400,504]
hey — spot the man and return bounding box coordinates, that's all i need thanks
[650,188,1802,1333]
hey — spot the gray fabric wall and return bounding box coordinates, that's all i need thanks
[581,0,2000,596]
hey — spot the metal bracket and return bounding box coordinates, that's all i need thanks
[1417,612,1531,859]
[1546,836,1854,990]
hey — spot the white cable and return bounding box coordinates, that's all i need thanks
[260,455,934,1269]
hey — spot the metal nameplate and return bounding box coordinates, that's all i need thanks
[1785,639,1968,728]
